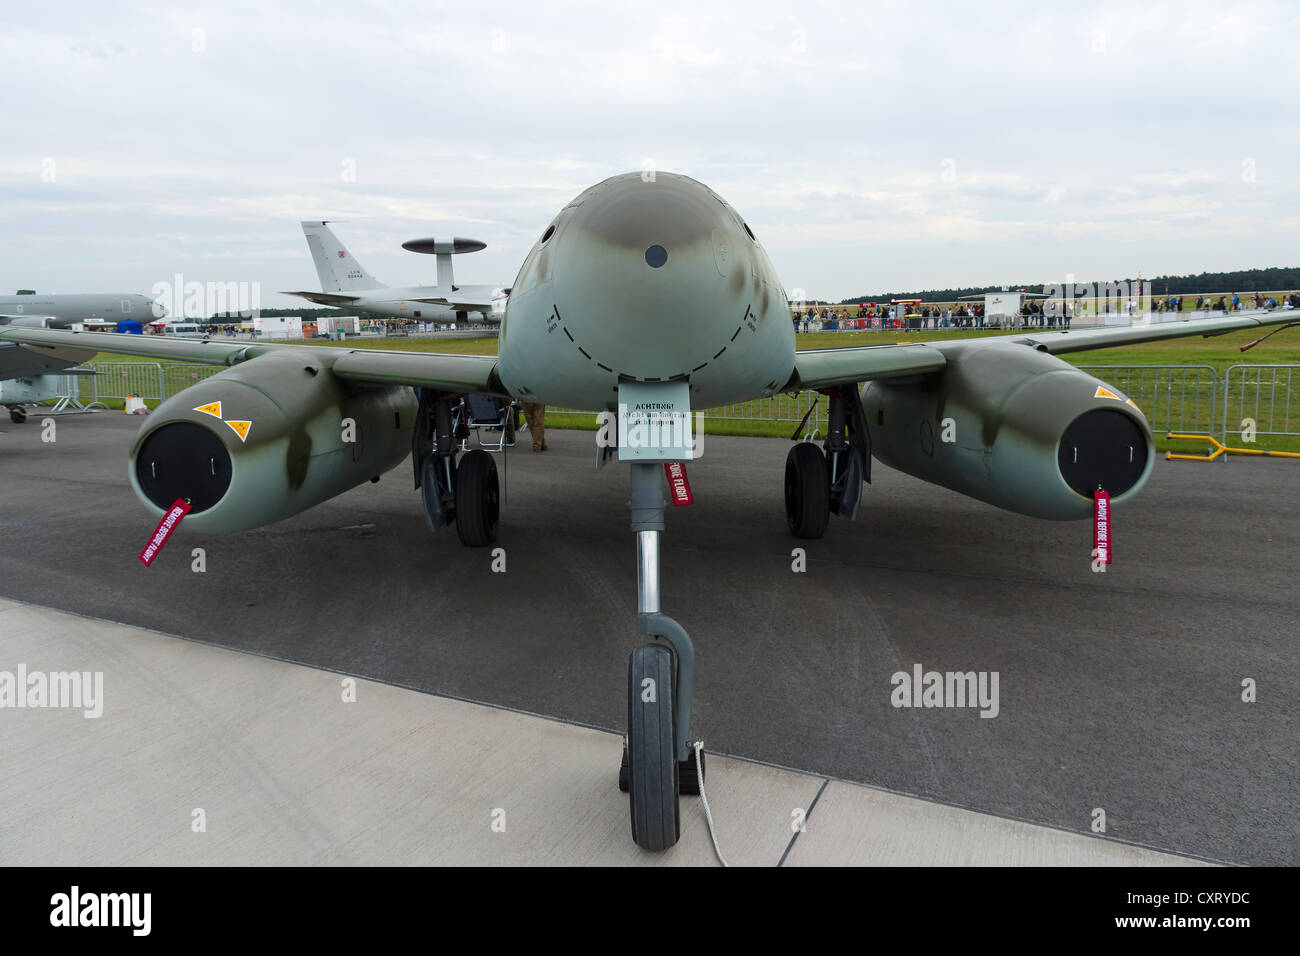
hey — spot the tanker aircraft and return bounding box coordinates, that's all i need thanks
[4,172,1294,851]
[1,291,161,422]
[283,221,507,324]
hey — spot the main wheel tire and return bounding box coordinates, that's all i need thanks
[627,643,680,851]
[785,442,830,539]
[9,407,27,424]
[454,449,499,546]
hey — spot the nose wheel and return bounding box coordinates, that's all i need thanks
[626,643,680,851]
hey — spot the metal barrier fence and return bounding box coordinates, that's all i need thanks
[1076,366,1220,437]
[698,391,827,435]
[42,361,1300,443]
[50,363,223,403]
[162,364,222,397]
[1220,365,1300,440]
[84,362,162,401]
[1078,365,1300,441]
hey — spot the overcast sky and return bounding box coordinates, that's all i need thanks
[3,0,1297,306]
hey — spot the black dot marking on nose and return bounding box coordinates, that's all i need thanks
[645,245,668,268]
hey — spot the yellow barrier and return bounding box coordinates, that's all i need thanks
[1165,433,1300,461]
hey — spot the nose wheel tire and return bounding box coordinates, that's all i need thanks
[627,643,681,851]
[454,449,499,546]
[785,442,830,539]
[9,407,27,424]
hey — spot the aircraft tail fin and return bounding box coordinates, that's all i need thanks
[301,221,387,292]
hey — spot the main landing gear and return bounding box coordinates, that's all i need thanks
[413,390,499,546]
[784,382,871,540]
[615,461,702,851]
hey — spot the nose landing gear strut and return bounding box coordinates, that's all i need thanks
[619,461,701,851]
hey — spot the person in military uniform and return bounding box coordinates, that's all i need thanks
[521,401,547,451]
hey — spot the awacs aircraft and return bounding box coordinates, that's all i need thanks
[4,172,1296,851]
[1,291,160,422]
[283,221,508,324]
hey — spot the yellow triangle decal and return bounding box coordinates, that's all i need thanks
[193,401,223,419]
[1126,398,1142,413]
[1093,386,1121,400]
[225,420,252,442]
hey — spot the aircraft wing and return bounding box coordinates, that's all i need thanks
[787,309,1300,389]
[280,291,362,306]
[0,328,504,395]
[787,344,947,390]
[0,314,60,326]
[0,328,256,364]
[0,339,98,379]
[410,294,498,313]
[1009,309,1298,355]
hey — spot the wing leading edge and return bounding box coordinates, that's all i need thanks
[787,309,1300,389]
[788,343,947,390]
[0,327,504,395]
[1009,308,1297,355]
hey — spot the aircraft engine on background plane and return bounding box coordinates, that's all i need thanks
[129,352,416,533]
[861,342,1154,520]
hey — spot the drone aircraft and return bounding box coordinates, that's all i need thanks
[4,171,1294,851]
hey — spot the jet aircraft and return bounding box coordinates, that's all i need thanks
[1,291,159,422]
[4,172,1294,850]
[283,221,507,324]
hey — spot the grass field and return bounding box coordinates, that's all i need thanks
[79,326,1300,453]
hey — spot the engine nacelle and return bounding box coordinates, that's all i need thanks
[861,342,1154,519]
[129,352,417,533]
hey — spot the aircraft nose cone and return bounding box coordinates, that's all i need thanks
[499,171,794,409]
[577,172,722,257]
[543,172,757,378]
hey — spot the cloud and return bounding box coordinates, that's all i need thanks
[2,0,1298,301]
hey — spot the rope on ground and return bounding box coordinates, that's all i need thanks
[694,740,728,867]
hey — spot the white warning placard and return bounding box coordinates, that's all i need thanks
[617,381,694,462]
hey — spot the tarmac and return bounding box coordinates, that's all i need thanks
[1,410,1296,865]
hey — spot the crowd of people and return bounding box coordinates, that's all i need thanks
[791,302,1005,332]
[792,291,1300,333]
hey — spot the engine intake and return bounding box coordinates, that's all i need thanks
[861,341,1155,520]
[129,352,416,533]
